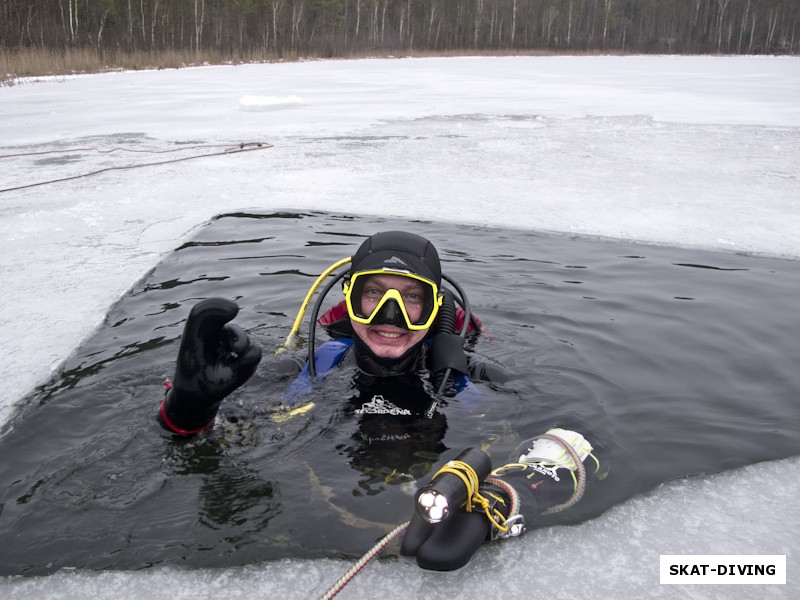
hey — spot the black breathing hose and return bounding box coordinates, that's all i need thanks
[307,269,350,380]
[433,288,459,395]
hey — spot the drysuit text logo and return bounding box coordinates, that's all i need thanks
[355,395,411,416]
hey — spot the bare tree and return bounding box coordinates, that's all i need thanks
[3,0,799,62]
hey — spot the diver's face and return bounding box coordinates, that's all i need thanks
[350,273,429,359]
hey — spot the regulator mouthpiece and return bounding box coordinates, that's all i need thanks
[414,448,492,524]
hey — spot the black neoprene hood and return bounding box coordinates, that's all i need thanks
[350,231,442,285]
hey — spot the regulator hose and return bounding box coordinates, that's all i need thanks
[433,288,460,396]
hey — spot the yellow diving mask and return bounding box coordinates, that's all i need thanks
[343,268,443,331]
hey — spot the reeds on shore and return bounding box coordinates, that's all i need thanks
[1,46,619,86]
[1,47,289,85]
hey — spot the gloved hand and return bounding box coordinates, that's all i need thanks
[493,428,597,517]
[401,479,516,571]
[159,297,262,434]
[518,428,594,469]
[401,447,520,572]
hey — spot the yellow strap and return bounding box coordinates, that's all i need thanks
[276,257,351,354]
[271,402,315,423]
[431,459,510,534]
[435,461,480,510]
[270,401,316,423]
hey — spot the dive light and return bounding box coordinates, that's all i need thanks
[415,448,492,524]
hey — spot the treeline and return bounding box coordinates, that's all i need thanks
[2,0,798,57]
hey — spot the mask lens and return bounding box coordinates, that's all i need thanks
[346,271,439,330]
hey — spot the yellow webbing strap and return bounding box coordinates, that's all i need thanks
[271,401,316,424]
[276,257,351,354]
[432,460,510,535]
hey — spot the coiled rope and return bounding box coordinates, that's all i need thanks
[535,432,587,515]
[0,141,272,193]
[484,475,522,531]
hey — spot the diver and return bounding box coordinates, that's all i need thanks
[157,230,606,571]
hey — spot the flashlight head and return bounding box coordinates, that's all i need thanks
[416,488,450,523]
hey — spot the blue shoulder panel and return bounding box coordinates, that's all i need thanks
[452,372,483,408]
[283,338,353,404]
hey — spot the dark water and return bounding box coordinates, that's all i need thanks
[1,211,799,576]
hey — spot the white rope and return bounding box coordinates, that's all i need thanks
[534,432,588,515]
[319,521,409,600]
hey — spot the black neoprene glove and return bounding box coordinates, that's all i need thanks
[159,297,262,434]
[400,448,519,571]
[400,480,515,571]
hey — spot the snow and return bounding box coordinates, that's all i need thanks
[238,94,304,110]
[1,55,798,598]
